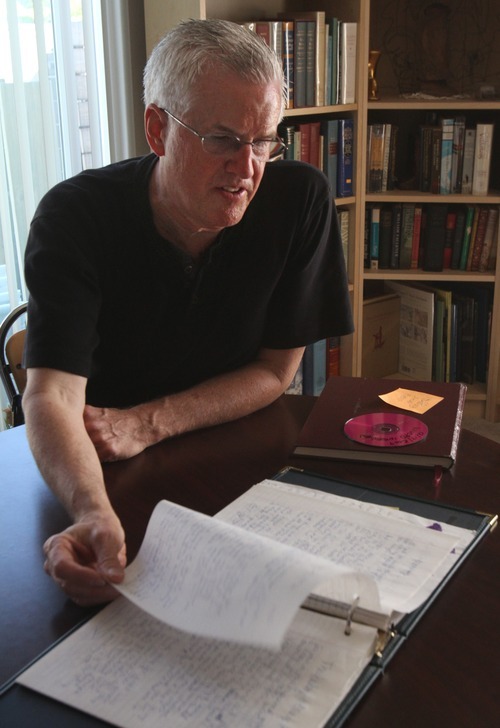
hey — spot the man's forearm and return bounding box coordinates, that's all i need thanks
[23,390,112,521]
[141,346,305,444]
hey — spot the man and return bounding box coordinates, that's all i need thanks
[22,19,353,605]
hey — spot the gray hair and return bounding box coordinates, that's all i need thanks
[143,18,285,118]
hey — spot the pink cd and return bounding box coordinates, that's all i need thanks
[344,412,428,447]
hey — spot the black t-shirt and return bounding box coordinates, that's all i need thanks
[24,154,353,407]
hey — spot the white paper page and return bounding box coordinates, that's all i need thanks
[114,499,378,649]
[18,597,377,728]
[215,480,462,614]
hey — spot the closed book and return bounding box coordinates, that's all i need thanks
[458,205,476,270]
[293,375,466,469]
[472,123,494,195]
[338,22,357,104]
[451,116,466,193]
[369,205,381,269]
[378,205,392,268]
[439,117,454,194]
[381,123,392,192]
[389,202,402,269]
[293,20,307,107]
[478,208,499,271]
[422,204,448,271]
[399,203,415,269]
[450,207,466,269]
[337,117,354,196]
[469,206,490,271]
[282,20,294,109]
[322,118,338,195]
[366,123,385,192]
[460,128,476,194]
[410,205,423,269]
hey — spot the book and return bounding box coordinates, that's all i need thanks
[451,116,466,193]
[293,375,466,469]
[478,208,499,271]
[410,205,423,268]
[322,118,339,196]
[282,20,294,109]
[399,203,415,270]
[338,21,357,104]
[458,204,476,270]
[338,206,350,267]
[381,122,392,191]
[366,123,385,192]
[385,281,435,380]
[439,117,454,194]
[469,206,490,271]
[450,206,466,269]
[389,202,402,269]
[442,210,457,269]
[377,204,392,269]
[337,117,354,196]
[369,204,381,269]
[472,123,494,195]
[422,203,449,271]
[16,468,490,728]
[460,128,476,194]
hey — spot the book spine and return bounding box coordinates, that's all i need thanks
[339,22,357,104]
[390,202,402,269]
[381,123,392,192]
[366,123,385,193]
[461,129,476,194]
[478,208,499,271]
[399,203,415,269]
[451,116,466,193]
[337,118,354,197]
[410,205,423,269]
[439,118,454,195]
[369,205,380,269]
[322,119,338,197]
[293,21,307,108]
[282,21,294,109]
[472,123,494,195]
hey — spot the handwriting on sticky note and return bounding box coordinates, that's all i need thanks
[379,388,443,414]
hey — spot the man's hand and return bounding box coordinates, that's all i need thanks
[84,404,154,462]
[43,514,127,606]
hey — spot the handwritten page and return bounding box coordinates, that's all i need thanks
[114,499,378,649]
[215,480,463,614]
[17,597,377,728]
[378,387,444,413]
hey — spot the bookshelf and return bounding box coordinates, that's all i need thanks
[143,0,500,421]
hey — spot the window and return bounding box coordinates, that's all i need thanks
[0,0,109,323]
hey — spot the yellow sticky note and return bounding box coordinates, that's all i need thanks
[379,388,444,414]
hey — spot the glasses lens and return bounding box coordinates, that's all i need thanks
[202,136,239,156]
[268,140,286,161]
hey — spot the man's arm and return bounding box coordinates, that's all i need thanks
[23,368,127,605]
[84,346,305,462]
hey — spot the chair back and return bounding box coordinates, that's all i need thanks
[0,302,28,426]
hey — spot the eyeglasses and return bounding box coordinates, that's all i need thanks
[161,108,286,162]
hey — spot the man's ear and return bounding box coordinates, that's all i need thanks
[144,104,166,156]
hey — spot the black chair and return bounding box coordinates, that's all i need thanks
[0,302,27,427]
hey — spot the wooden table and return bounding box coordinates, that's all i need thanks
[1,394,499,726]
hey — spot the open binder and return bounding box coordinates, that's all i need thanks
[274,467,496,727]
[2,468,497,728]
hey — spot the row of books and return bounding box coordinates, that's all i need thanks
[246,13,357,108]
[385,282,492,386]
[365,203,499,272]
[366,123,398,192]
[418,118,494,196]
[366,119,494,196]
[280,118,354,197]
[287,337,342,396]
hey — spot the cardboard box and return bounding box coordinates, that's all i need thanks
[362,293,400,377]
